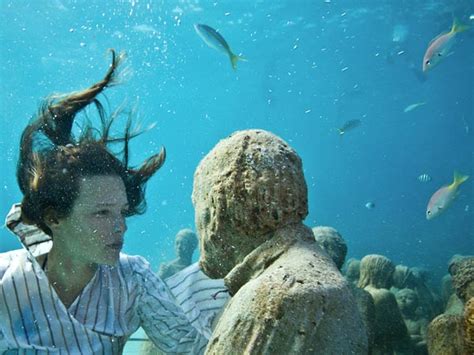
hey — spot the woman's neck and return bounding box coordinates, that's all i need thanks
[45,246,98,308]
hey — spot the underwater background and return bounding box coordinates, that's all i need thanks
[0,0,473,290]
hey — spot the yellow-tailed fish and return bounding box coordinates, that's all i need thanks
[337,119,361,135]
[404,102,426,113]
[426,171,469,220]
[423,19,469,73]
[194,23,246,70]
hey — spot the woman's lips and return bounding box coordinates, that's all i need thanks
[107,242,123,249]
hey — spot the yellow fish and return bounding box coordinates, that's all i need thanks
[426,171,469,220]
[422,19,469,73]
[194,24,246,70]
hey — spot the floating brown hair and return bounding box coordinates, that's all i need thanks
[17,49,165,236]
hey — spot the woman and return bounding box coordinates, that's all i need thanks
[0,50,209,354]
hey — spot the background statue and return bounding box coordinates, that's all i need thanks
[396,288,429,354]
[158,228,198,279]
[358,254,411,354]
[427,257,474,354]
[343,258,361,286]
[313,227,375,352]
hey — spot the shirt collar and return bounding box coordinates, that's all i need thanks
[5,203,53,257]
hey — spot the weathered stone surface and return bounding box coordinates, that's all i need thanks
[451,257,474,303]
[208,224,368,355]
[465,297,474,353]
[192,129,308,279]
[349,284,376,352]
[427,314,465,355]
[192,129,368,354]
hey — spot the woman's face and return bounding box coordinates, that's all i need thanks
[52,175,128,266]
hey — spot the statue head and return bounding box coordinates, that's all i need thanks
[358,254,395,289]
[312,226,347,270]
[396,288,419,316]
[344,258,361,284]
[392,264,415,289]
[192,129,308,278]
[174,229,198,261]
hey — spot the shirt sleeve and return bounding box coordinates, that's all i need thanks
[130,255,211,354]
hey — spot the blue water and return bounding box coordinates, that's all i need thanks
[1,0,473,286]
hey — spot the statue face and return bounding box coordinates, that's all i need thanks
[175,235,195,259]
[396,289,418,312]
[195,205,236,279]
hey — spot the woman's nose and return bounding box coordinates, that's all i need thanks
[114,216,127,234]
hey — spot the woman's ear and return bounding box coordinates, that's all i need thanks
[43,207,60,227]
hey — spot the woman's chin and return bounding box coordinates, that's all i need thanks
[101,251,121,266]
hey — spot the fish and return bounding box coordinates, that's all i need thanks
[337,119,361,135]
[365,202,375,210]
[392,24,408,43]
[426,171,469,220]
[194,23,246,70]
[404,102,426,113]
[417,173,432,183]
[422,19,469,72]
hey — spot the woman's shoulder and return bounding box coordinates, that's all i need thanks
[0,249,28,278]
[117,253,157,281]
[116,253,169,297]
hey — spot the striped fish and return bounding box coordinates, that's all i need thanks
[417,173,432,183]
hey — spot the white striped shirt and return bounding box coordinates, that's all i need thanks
[140,263,231,354]
[164,263,230,333]
[0,204,210,354]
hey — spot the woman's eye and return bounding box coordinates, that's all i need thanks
[95,210,110,217]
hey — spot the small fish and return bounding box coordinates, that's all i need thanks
[338,119,361,135]
[365,202,375,209]
[417,173,432,183]
[392,24,408,43]
[404,102,426,113]
[461,115,469,134]
[194,24,246,70]
[426,171,469,220]
[423,19,469,72]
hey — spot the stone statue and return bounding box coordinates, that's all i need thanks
[396,288,428,354]
[313,226,376,352]
[427,257,474,354]
[344,258,361,286]
[158,229,198,279]
[312,226,347,270]
[358,254,411,354]
[192,129,368,354]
